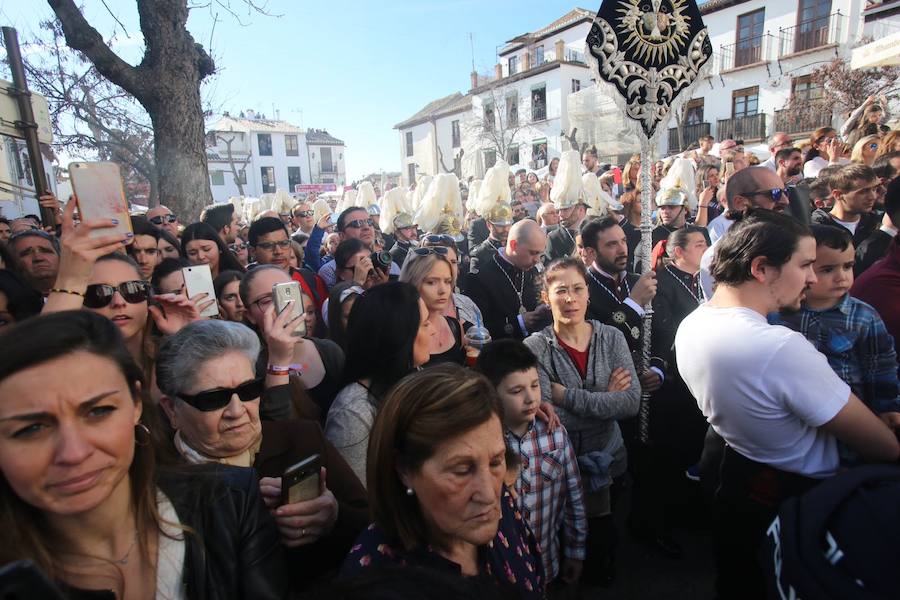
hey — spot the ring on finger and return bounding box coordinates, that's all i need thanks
[300,528,308,537]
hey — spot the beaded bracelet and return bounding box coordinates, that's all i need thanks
[49,288,84,297]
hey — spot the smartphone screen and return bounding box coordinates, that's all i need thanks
[182,265,219,317]
[69,162,133,240]
[272,281,306,337]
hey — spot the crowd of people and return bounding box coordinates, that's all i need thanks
[1,95,900,599]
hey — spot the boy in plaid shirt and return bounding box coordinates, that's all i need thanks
[477,339,587,589]
[778,225,900,464]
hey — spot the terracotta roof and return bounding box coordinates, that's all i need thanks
[394,92,472,129]
[305,129,344,146]
[499,8,596,55]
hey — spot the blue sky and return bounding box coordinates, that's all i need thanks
[1,0,595,181]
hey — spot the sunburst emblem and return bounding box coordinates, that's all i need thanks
[617,0,691,65]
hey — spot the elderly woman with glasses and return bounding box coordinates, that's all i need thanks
[419,234,483,331]
[400,246,467,367]
[156,319,369,588]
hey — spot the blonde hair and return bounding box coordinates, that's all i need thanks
[398,251,452,291]
[876,130,899,157]
[851,135,881,164]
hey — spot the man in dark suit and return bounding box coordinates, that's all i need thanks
[467,219,550,340]
[468,204,514,276]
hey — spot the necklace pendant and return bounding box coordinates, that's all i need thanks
[519,305,527,316]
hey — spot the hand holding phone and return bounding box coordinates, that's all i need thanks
[69,162,133,241]
[272,281,306,337]
[182,265,219,318]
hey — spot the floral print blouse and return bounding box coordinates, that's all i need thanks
[340,486,545,598]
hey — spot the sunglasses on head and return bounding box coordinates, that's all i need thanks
[423,234,456,247]
[345,218,374,229]
[149,214,177,225]
[177,377,264,412]
[412,246,450,257]
[83,280,152,308]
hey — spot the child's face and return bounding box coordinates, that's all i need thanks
[807,244,855,307]
[498,368,542,431]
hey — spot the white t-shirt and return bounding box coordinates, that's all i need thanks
[675,306,850,477]
[831,216,859,235]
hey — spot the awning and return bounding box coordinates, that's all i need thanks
[851,31,900,69]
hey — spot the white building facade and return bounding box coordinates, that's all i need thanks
[662,0,894,154]
[206,113,346,203]
[395,9,596,186]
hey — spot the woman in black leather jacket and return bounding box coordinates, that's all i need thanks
[0,311,286,599]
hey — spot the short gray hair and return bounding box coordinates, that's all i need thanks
[156,319,261,396]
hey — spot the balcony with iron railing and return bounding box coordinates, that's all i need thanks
[565,48,586,64]
[668,122,712,153]
[778,12,844,57]
[719,33,774,71]
[716,113,767,142]
[773,100,833,135]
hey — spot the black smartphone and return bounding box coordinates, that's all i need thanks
[280,454,321,506]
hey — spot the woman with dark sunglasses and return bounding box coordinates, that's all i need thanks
[44,202,210,387]
[420,234,484,332]
[156,319,369,589]
[0,311,288,599]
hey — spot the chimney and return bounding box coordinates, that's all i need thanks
[523,52,531,71]
[495,63,503,80]
[470,70,478,90]
[555,39,565,61]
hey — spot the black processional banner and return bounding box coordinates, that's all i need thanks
[586,0,713,141]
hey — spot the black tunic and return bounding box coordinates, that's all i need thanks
[468,217,490,248]
[584,265,664,372]
[468,237,503,275]
[855,228,893,277]
[545,225,577,262]
[466,252,544,340]
[389,240,412,268]
[620,218,642,272]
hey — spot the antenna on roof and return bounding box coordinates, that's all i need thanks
[468,32,475,73]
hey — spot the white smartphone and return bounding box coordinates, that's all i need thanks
[69,161,133,240]
[182,265,219,318]
[272,281,306,337]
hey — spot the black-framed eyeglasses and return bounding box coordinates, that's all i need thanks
[345,218,374,229]
[250,293,274,311]
[254,239,292,252]
[149,214,177,225]
[747,188,788,203]
[412,246,450,257]
[83,281,152,308]
[294,210,314,218]
[229,242,249,252]
[177,377,264,412]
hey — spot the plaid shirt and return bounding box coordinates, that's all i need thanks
[506,419,587,581]
[778,294,900,462]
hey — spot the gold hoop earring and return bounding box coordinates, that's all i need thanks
[135,423,151,447]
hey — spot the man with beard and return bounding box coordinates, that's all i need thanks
[811,164,880,247]
[582,146,602,176]
[774,147,811,225]
[468,204,513,276]
[581,217,664,390]
[675,208,899,599]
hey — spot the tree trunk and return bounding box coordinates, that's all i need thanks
[48,0,215,221]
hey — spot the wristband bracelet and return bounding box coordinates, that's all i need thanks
[49,288,84,297]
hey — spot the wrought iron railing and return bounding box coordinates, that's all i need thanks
[716,113,767,142]
[778,11,844,57]
[773,101,833,135]
[719,33,773,70]
[668,122,711,153]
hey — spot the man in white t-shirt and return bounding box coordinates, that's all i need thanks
[676,208,899,600]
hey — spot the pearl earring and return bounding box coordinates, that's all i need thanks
[406,487,415,496]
